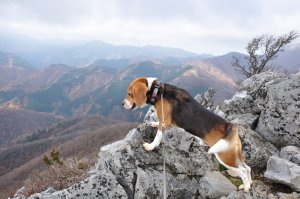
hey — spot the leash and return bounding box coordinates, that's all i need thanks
[161,93,167,199]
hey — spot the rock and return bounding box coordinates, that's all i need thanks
[264,155,300,192]
[12,186,26,199]
[234,124,279,171]
[218,91,260,118]
[229,113,259,129]
[238,71,287,94]
[135,167,199,199]
[143,105,157,123]
[199,171,236,199]
[256,73,300,148]
[268,192,300,199]
[195,88,216,109]
[220,180,271,199]
[280,146,300,165]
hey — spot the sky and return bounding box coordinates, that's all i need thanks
[0,0,299,55]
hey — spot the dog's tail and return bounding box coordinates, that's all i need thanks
[208,123,237,154]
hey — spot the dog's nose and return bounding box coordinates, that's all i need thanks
[122,101,124,106]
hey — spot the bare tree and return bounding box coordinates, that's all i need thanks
[232,31,299,78]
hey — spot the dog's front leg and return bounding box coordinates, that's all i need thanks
[143,129,162,151]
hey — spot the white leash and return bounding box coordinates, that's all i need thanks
[161,93,167,199]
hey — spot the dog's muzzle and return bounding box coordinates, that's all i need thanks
[122,99,136,110]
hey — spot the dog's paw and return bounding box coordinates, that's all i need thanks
[143,142,154,151]
[239,184,250,192]
[238,184,244,190]
[150,121,159,127]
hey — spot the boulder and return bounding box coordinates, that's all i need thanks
[195,88,216,109]
[267,192,300,199]
[220,180,300,199]
[264,155,300,192]
[255,73,300,147]
[199,171,237,199]
[280,146,300,165]
[12,186,27,199]
[220,180,271,199]
[228,113,259,129]
[218,91,260,118]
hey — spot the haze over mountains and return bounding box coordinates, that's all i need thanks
[0,33,299,198]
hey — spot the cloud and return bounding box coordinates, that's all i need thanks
[0,0,299,55]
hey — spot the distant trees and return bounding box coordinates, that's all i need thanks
[232,31,299,78]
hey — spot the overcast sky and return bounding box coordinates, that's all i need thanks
[0,0,299,55]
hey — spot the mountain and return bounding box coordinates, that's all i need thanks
[0,33,198,68]
[0,108,62,145]
[272,43,300,73]
[169,60,236,101]
[0,59,236,120]
[204,52,246,80]
[206,46,300,81]
[0,51,34,88]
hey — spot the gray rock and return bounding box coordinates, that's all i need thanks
[256,74,300,148]
[235,124,279,171]
[229,113,259,129]
[199,171,236,199]
[143,106,157,123]
[264,155,300,192]
[238,70,287,94]
[220,179,300,199]
[195,88,216,109]
[218,91,261,118]
[267,192,300,199]
[220,180,271,199]
[12,186,26,199]
[280,146,300,166]
[134,167,199,199]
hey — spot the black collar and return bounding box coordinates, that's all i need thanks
[146,83,163,105]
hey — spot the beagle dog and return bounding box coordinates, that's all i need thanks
[122,77,252,192]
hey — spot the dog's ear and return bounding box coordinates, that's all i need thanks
[133,82,148,107]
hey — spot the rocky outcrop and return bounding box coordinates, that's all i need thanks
[26,124,229,199]
[217,71,300,147]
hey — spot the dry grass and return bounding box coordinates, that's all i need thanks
[23,158,92,197]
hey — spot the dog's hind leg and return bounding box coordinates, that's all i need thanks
[239,160,252,185]
[214,152,251,192]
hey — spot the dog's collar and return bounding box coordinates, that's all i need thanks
[146,83,163,105]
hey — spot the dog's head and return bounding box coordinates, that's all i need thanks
[122,77,157,110]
